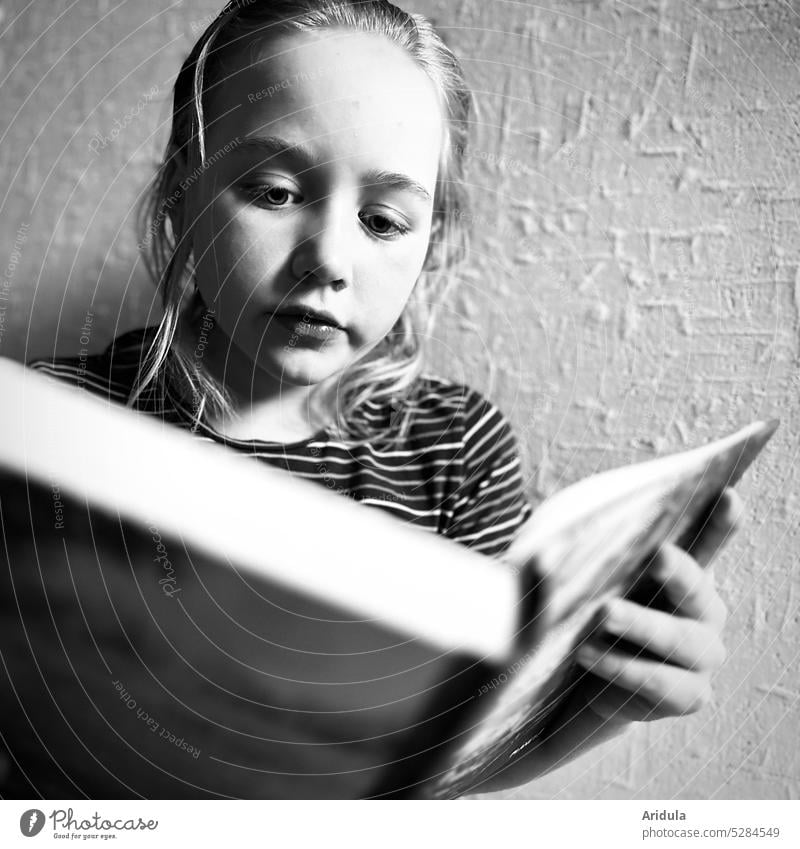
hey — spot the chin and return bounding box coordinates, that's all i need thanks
[262,350,345,387]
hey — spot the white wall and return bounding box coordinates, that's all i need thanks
[1,0,796,799]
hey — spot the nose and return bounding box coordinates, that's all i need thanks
[290,205,352,291]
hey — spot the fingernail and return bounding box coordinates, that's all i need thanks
[575,643,601,667]
[650,553,670,581]
[603,600,626,634]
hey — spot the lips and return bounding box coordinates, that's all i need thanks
[273,306,343,329]
[270,310,345,343]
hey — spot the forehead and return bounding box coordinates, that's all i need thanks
[203,28,444,183]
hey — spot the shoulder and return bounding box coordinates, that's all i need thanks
[417,376,532,556]
[407,373,505,422]
[385,373,524,475]
[25,325,159,402]
[355,372,504,450]
[347,374,516,469]
[411,373,518,447]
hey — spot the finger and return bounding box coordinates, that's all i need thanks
[572,668,671,723]
[601,597,726,671]
[574,643,714,716]
[649,544,727,626]
[681,489,745,568]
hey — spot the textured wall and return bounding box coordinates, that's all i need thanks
[1,0,798,799]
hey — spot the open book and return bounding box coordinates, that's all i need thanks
[0,356,777,799]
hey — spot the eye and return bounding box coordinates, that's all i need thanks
[242,184,299,208]
[360,211,411,239]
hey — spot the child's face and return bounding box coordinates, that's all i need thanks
[189,28,444,388]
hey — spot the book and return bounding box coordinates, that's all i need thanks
[0,356,778,799]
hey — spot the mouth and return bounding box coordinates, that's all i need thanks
[277,308,343,329]
[269,310,345,343]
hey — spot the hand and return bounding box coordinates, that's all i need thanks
[573,488,744,723]
[467,488,746,794]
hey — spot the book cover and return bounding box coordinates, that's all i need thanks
[0,358,778,798]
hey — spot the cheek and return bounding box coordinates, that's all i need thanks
[360,259,420,335]
[195,206,269,300]
[372,289,410,326]
[376,231,430,289]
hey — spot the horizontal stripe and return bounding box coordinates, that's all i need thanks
[26,326,532,559]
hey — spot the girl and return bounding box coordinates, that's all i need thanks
[25,0,741,797]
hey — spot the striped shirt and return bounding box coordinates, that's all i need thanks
[26,326,532,559]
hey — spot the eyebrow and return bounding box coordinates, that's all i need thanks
[233,135,433,203]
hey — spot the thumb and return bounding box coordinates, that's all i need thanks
[679,488,745,568]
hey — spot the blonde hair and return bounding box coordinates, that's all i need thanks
[133,0,473,447]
